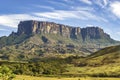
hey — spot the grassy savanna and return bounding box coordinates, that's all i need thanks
[64,63,120,77]
[0,45,120,80]
[14,75,120,80]
[64,45,120,77]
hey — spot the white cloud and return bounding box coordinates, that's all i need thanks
[112,31,120,41]
[86,24,95,27]
[0,9,107,28]
[79,0,92,5]
[0,15,18,28]
[0,28,9,31]
[34,10,108,22]
[0,5,108,28]
[63,0,69,2]
[34,10,79,20]
[94,0,109,8]
[0,9,108,28]
[116,32,120,35]
[110,1,120,18]
[33,5,54,10]
[75,7,94,11]
[48,0,67,7]
[0,14,47,28]
[103,0,109,6]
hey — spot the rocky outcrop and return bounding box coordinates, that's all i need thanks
[17,20,113,42]
[0,20,119,55]
[17,20,81,38]
[81,27,111,41]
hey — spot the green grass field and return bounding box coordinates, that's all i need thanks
[14,75,120,80]
[64,63,120,76]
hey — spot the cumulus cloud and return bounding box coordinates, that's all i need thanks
[110,1,120,18]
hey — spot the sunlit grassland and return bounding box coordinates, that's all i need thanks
[14,75,120,80]
[65,63,120,74]
[63,63,120,77]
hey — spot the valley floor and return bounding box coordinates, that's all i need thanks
[14,75,120,80]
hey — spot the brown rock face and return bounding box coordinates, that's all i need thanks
[17,20,112,41]
[81,27,110,41]
[17,20,81,39]
[17,20,36,35]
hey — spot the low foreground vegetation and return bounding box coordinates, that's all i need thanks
[0,45,120,79]
[14,75,120,80]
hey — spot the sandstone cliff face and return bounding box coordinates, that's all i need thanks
[17,20,82,39]
[17,20,111,42]
[81,27,110,41]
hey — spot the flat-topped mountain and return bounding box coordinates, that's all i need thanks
[16,20,112,42]
[0,20,119,61]
[0,20,119,48]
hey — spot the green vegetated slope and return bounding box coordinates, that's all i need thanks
[0,45,120,78]
[0,20,120,61]
[65,45,120,77]
[0,21,120,79]
[87,45,120,65]
[0,34,86,61]
[0,33,119,61]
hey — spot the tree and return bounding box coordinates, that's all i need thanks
[0,65,15,80]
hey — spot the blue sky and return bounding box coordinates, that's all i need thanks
[0,0,120,40]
